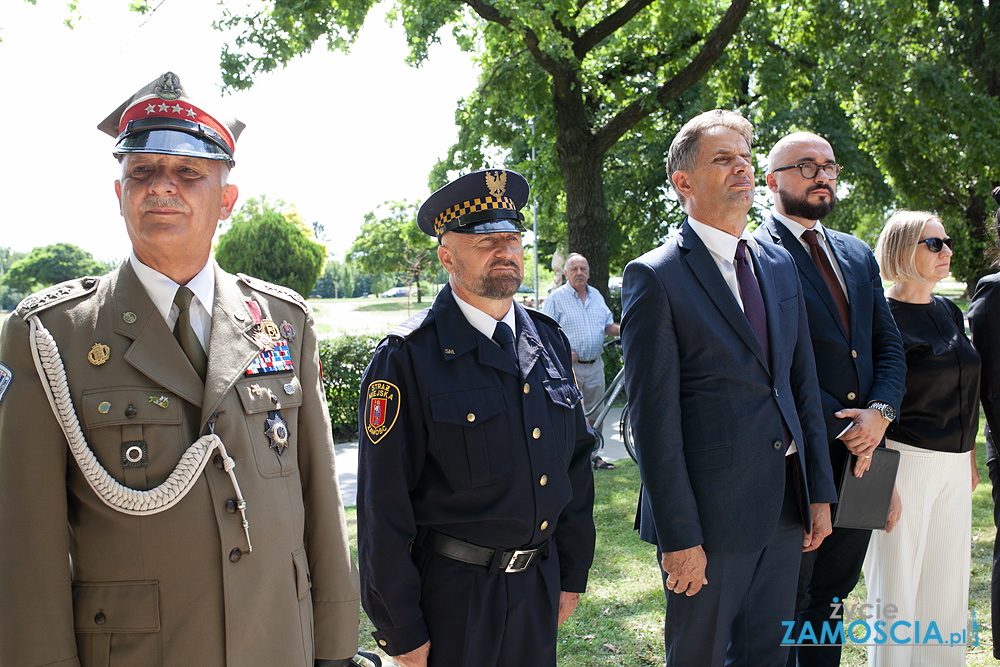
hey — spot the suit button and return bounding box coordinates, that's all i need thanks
[229,548,242,563]
[532,428,541,439]
[523,383,531,394]
[847,392,857,401]
[226,499,237,514]
[773,388,779,398]
[851,350,858,358]
[540,520,549,531]
[539,475,548,486]
[214,454,224,469]
[94,612,106,625]
[467,413,476,423]
[378,640,388,648]
[773,441,782,450]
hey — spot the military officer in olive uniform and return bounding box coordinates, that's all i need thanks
[357,170,596,667]
[0,73,377,667]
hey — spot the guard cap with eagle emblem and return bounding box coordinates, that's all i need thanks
[98,72,245,167]
[417,169,529,238]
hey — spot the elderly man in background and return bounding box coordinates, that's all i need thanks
[543,252,620,469]
[0,72,373,667]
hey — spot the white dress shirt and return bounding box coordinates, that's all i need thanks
[451,288,517,341]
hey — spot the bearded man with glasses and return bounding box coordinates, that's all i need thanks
[754,132,906,667]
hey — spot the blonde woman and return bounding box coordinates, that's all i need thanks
[865,210,980,666]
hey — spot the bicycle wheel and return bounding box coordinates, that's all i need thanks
[620,403,637,462]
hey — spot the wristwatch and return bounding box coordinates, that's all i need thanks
[867,400,896,422]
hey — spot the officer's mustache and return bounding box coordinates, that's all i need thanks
[140,196,191,213]
[489,260,521,270]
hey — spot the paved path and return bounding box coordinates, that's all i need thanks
[336,405,629,507]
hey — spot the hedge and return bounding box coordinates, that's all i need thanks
[318,332,384,440]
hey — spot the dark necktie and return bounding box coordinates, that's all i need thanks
[802,229,850,336]
[735,241,792,453]
[173,286,207,380]
[492,321,517,365]
[734,240,769,364]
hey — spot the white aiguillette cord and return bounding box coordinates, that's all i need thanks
[28,315,252,554]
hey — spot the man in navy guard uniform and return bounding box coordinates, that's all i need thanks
[357,170,596,666]
[0,72,376,667]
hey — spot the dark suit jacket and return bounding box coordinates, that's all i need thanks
[969,272,1000,457]
[754,216,906,487]
[621,220,837,556]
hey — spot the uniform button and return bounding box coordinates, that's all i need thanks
[523,383,531,394]
[847,392,857,401]
[773,388,779,398]
[539,475,548,486]
[540,520,549,531]
[378,640,388,647]
[773,440,783,450]
[851,350,858,358]
[226,499,237,514]
[214,454,224,469]
[532,428,541,439]
[229,548,242,563]
[94,612,106,625]
[125,405,137,418]
[467,413,476,423]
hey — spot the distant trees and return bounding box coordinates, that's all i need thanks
[215,197,327,298]
[1,243,106,295]
[348,201,438,303]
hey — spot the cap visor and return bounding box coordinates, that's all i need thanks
[114,129,232,162]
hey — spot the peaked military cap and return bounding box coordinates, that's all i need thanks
[98,72,245,166]
[417,169,529,237]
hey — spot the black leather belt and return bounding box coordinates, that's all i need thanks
[577,359,597,364]
[421,529,548,573]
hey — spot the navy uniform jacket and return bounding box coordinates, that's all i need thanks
[755,216,906,486]
[357,284,596,655]
[622,221,837,556]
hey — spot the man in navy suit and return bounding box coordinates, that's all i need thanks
[621,110,838,667]
[754,132,906,667]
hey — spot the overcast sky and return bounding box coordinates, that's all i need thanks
[0,0,479,263]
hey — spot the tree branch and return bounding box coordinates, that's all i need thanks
[762,39,818,68]
[593,0,752,154]
[462,0,564,78]
[574,0,657,60]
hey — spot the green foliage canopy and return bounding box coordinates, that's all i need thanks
[348,201,438,302]
[215,197,327,298]
[1,243,105,294]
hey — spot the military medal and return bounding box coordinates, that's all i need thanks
[249,384,262,397]
[88,343,111,366]
[98,401,112,414]
[264,410,290,455]
[122,311,137,324]
[280,320,295,340]
[0,363,11,406]
[148,395,169,409]
[261,318,281,341]
[246,339,293,375]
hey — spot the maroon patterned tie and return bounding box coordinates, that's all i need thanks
[802,229,850,336]
[734,240,769,364]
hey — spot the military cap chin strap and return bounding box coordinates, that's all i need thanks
[27,315,252,553]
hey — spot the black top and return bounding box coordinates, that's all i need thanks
[887,295,980,453]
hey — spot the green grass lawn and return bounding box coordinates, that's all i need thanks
[347,421,997,665]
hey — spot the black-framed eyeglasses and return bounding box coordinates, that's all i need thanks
[772,162,843,179]
[916,237,953,253]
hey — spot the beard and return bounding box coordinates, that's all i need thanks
[455,257,524,300]
[778,185,837,221]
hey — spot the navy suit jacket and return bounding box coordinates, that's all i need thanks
[754,216,906,487]
[622,220,837,556]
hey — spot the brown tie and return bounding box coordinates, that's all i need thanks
[802,229,850,336]
[173,286,208,380]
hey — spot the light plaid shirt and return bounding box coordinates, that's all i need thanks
[542,283,613,362]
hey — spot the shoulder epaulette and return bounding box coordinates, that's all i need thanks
[237,273,308,312]
[15,276,101,319]
[387,308,434,340]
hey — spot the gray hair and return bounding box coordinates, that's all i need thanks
[667,110,753,205]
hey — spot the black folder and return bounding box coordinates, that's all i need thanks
[832,447,901,530]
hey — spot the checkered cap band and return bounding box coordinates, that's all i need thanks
[434,196,517,235]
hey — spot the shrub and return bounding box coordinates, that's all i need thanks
[319,332,384,440]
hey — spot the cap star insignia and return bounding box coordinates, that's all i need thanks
[264,411,290,455]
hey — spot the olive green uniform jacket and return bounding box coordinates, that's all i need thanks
[0,261,360,666]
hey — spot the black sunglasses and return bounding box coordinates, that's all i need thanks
[916,237,953,253]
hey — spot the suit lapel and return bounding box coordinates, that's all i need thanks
[115,262,205,407]
[200,267,266,428]
[827,232,858,339]
[679,222,769,371]
[770,217,848,340]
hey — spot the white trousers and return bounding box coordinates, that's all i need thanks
[863,440,972,667]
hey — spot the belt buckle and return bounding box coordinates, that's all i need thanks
[504,548,536,573]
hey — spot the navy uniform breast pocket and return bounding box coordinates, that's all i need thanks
[428,386,510,490]
[236,375,303,478]
[542,377,581,463]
